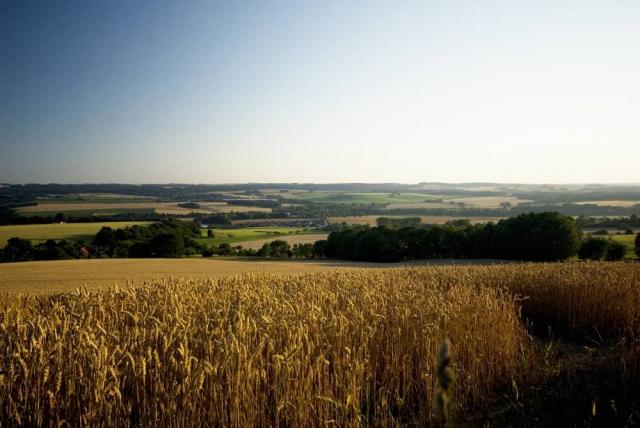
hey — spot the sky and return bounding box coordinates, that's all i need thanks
[1,0,639,184]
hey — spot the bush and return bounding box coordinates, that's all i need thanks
[202,247,215,257]
[605,240,626,261]
[2,237,34,262]
[149,233,184,257]
[178,202,201,209]
[128,242,151,258]
[578,237,609,260]
[183,247,198,256]
[636,233,640,258]
[217,243,235,256]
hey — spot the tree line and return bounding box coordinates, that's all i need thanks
[321,212,583,262]
[0,220,202,262]
[576,214,640,230]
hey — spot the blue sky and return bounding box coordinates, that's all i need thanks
[1,0,639,183]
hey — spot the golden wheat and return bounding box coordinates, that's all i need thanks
[1,263,638,426]
[0,268,530,426]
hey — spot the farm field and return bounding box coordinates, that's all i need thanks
[445,195,531,208]
[385,201,453,209]
[17,202,161,213]
[0,258,503,294]
[36,194,154,203]
[16,201,272,216]
[1,263,638,425]
[0,221,154,246]
[230,217,318,226]
[576,200,640,207]
[198,227,317,246]
[328,215,507,226]
[296,191,444,204]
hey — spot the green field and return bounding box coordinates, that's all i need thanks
[0,222,154,246]
[297,192,443,204]
[199,227,317,246]
[36,194,155,204]
[18,208,156,217]
[36,199,154,205]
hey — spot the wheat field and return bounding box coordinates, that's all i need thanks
[1,263,639,426]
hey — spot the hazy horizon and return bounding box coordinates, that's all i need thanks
[4,180,640,187]
[2,1,639,183]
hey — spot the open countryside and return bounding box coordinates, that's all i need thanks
[3,1,640,426]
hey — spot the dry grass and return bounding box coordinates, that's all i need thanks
[0,269,528,426]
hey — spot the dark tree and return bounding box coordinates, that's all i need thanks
[128,242,151,258]
[217,243,234,256]
[2,238,34,262]
[578,237,608,260]
[93,227,116,246]
[636,233,640,258]
[202,247,215,257]
[312,240,327,258]
[256,243,271,257]
[605,240,626,261]
[149,233,183,257]
[267,240,291,258]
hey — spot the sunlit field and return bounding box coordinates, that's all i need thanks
[0,258,502,294]
[1,263,638,426]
